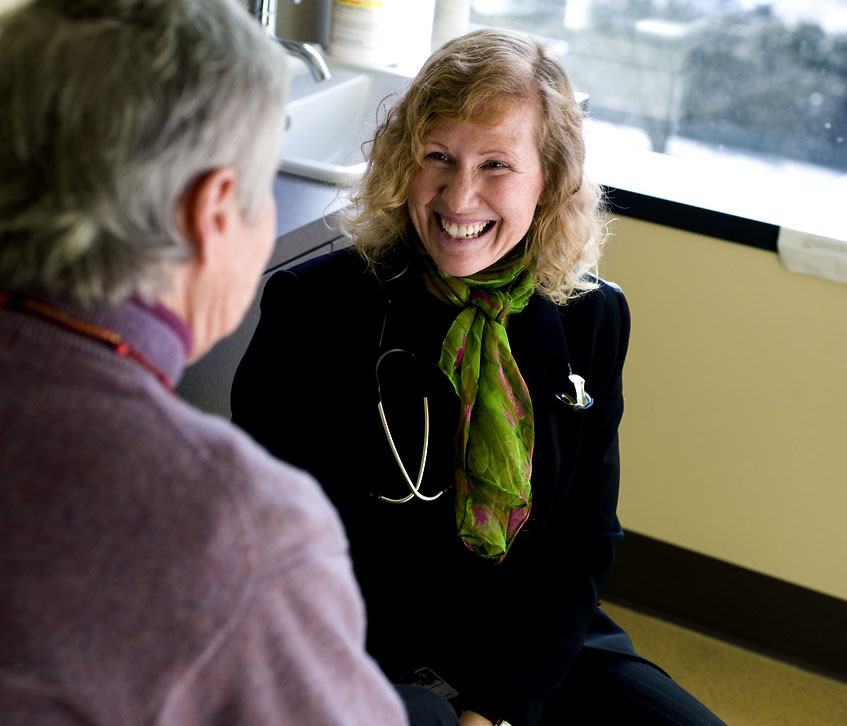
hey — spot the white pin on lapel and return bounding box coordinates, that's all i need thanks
[555,372,593,409]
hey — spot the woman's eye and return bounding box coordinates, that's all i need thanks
[427,151,450,163]
[484,160,508,170]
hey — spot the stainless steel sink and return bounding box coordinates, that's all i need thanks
[280,57,413,185]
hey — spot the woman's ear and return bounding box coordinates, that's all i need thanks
[176,167,239,266]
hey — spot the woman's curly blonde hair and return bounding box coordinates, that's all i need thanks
[343,28,605,304]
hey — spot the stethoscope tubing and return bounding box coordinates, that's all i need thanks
[376,395,442,503]
[375,346,444,503]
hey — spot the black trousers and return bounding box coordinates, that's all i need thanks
[396,684,459,726]
[397,649,726,726]
[539,649,727,726]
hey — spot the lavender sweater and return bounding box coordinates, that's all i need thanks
[0,297,407,726]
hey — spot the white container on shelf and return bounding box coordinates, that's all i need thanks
[330,0,397,67]
[432,0,471,51]
[330,0,434,70]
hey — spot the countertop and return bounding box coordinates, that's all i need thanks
[268,172,350,270]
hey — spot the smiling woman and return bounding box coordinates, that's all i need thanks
[232,28,726,726]
[349,27,602,304]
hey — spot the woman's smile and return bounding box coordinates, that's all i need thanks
[408,102,546,278]
[438,214,495,240]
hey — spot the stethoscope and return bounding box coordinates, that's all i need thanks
[375,346,441,503]
[374,294,594,505]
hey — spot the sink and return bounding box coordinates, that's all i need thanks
[280,57,413,186]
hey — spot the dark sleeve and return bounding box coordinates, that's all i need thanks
[231,257,382,504]
[230,270,344,484]
[231,269,329,477]
[464,284,631,726]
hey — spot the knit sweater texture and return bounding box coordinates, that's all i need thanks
[0,297,407,725]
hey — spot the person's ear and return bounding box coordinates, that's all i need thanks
[176,167,239,265]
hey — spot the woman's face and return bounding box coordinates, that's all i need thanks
[407,102,546,278]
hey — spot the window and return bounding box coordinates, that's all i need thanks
[470,1,846,240]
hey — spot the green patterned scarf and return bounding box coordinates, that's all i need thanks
[419,250,535,561]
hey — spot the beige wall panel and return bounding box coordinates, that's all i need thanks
[600,215,847,600]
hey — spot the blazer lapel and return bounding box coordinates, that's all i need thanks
[510,294,575,405]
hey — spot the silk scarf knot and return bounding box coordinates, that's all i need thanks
[419,250,535,561]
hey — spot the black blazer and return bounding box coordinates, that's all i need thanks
[232,248,639,725]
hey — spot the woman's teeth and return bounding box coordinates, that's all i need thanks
[440,217,491,239]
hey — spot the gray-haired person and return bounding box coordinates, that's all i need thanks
[0,0,411,723]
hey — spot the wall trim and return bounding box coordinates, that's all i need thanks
[604,530,847,681]
[603,187,780,253]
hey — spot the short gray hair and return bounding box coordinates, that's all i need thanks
[0,0,287,304]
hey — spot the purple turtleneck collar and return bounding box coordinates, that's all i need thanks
[131,295,193,357]
[0,291,194,389]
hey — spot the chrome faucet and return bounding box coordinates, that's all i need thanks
[248,0,331,82]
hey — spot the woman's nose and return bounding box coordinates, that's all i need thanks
[440,168,479,211]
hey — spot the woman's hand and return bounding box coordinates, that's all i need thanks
[459,711,494,726]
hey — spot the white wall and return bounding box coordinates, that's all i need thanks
[600,215,847,601]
